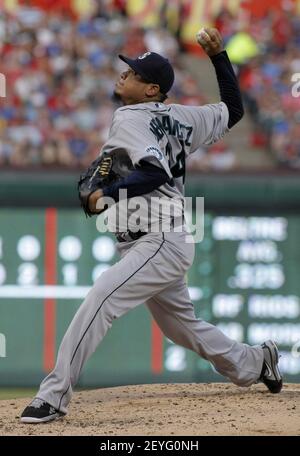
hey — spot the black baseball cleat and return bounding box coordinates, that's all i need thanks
[20,398,65,423]
[259,340,283,394]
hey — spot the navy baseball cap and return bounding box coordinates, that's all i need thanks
[118,51,175,95]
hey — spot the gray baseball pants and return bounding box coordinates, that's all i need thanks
[37,231,264,414]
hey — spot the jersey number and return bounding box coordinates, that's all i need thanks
[166,140,186,184]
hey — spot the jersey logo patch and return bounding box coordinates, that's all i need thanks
[138,52,151,60]
[146,146,163,161]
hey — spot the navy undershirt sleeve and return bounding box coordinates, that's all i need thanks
[102,160,169,202]
[210,50,244,128]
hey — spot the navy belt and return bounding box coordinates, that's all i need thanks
[116,230,147,243]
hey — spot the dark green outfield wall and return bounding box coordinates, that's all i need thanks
[0,171,300,209]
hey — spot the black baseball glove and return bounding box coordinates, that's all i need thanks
[78,154,119,217]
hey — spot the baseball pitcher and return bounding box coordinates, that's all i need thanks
[21,28,282,423]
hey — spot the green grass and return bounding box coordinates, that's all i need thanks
[0,389,37,400]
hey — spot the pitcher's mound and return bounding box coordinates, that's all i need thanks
[1,383,300,436]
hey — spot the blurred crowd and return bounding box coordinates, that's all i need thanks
[1,2,300,170]
[0,3,204,168]
[215,7,300,169]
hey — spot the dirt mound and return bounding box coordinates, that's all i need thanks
[1,383,300,436]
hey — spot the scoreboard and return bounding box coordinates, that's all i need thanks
[0,208,300,386]
[192,214,300,378]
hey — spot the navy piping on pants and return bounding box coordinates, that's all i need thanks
[58,233,165,410]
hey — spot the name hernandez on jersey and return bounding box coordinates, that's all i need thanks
[99,101,229,233]
[150,115,193,147]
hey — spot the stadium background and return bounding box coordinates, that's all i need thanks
[0,0,300,391]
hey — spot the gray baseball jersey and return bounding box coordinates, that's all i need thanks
[101,101,229,233]
[35,101,264,414]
